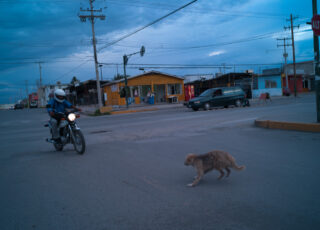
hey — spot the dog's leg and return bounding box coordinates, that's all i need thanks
[225,167,231,177]
[218,169,225,180]
[188,169,204,187]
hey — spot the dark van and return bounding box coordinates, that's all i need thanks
[186,87,249,111]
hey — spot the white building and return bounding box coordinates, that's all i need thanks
[38,84,69,107]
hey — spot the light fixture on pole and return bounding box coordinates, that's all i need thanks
[99,64,103,81]
[123,46,145,108]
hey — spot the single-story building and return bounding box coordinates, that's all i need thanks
[102,71,185,106]
[66,80,109,106]
[252,68,283,98]
[282,74,304,94]
[286,60,315,91]
[184,72,257,99]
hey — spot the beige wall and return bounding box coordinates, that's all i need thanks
[103,73,184,106]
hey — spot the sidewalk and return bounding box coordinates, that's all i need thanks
[252,93,320,133]
[79,102,184,116]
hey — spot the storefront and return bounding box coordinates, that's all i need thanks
[102,71,185,106]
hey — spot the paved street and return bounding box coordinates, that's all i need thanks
[1,94,320,230]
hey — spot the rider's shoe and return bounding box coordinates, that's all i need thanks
[47,138,61,144]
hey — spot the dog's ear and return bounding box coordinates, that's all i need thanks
[185,153,196,165]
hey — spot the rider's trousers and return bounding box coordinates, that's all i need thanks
[49,118,59,139]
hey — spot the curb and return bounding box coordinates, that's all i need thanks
[110,108,158,115]
[255,120,320,133]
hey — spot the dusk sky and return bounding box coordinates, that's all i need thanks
[0,0,315,104]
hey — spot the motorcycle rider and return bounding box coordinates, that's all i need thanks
[47,89,81,143]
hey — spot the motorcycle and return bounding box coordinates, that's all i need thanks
[45,109,86,154]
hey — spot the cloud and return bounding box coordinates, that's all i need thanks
[295,25,313,42]
[0,0,314,104]
[208,50,226,56]
[0,82,11,89]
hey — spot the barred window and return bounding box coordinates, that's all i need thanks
[265,80,277,88]
[167,84,181,95]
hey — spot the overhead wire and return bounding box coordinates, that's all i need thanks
[48,0,198,83]
[1,0,313,84]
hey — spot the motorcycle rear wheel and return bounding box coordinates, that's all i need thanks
[73,130,86,154]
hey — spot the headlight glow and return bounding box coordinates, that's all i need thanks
[68,113,76,121]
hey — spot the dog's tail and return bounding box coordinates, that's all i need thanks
[232,163,246,171]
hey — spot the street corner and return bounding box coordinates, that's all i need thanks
[255,119,320,133]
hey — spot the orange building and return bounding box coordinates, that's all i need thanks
[102,71,185,106]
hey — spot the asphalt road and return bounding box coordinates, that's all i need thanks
[0,95,320,230]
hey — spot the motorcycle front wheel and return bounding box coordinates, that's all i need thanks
[72,130,86,154]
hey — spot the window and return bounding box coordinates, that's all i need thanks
[167,84,181,95]
[213,89,222,96]
[265,80,277,88]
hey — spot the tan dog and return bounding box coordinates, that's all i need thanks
[184,150,245,187]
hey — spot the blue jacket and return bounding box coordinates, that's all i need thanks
[47,98,72,114]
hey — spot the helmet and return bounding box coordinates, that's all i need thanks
[54,89,66,103]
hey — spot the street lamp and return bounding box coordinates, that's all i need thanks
[99,64,103,81]
[123,46,145,108]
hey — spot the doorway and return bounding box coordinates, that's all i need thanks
[154,85,166,103]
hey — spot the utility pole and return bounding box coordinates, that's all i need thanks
[38,62,42,87]
[79,0,106,108]
[38,62,43,107]
[277,38,291,90]
[123,46,145,108]
[285,14,299,97]
[312,0,320,122]
[99,64,103,81]
[19,88,22,101]
[25,80,29,108]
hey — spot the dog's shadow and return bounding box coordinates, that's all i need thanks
[182,172,234,188]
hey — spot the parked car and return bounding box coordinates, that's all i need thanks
[185,87,249,111]
[14,103,24,110]
[30,100,38,108]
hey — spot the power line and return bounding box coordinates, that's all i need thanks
[0,0,290,20]
[44,0,199,86]
[106,0,289,19]
[99,62,284,68]
[277,37,291,89]
[78,0,106,108]
[97,0,198,52]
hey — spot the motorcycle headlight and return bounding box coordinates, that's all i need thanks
[68,113,76,121]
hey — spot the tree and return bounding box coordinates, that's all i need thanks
[71,76,79,85]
